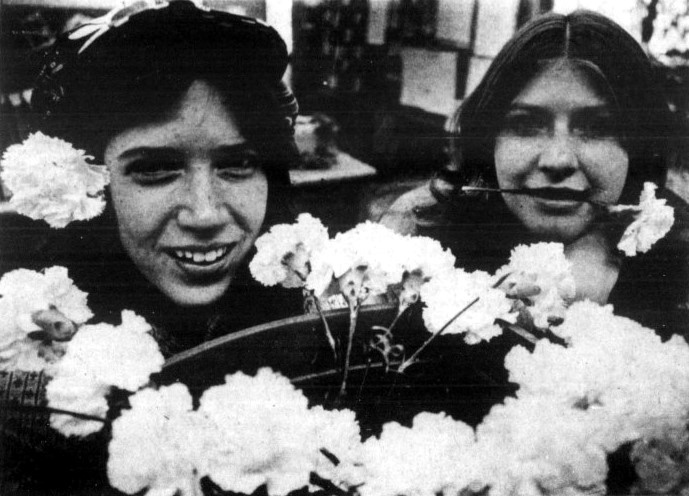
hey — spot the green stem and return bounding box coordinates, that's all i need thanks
[397,296,480,373]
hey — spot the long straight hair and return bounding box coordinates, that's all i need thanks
[444,9,675,206]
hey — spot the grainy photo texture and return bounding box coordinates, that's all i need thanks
[2,1,689,495]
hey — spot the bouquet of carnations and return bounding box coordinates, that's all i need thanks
[0,132,685,496]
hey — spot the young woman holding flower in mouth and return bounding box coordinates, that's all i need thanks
[20,1,303,354]
[402,10,689,338]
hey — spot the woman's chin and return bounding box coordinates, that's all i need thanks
[159,278,233,308]
[526,220,590,244]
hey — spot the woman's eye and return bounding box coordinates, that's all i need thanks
[572,115,618,140]
[126,160,183,184]
[501,114,548,137]
[216,153,259,179]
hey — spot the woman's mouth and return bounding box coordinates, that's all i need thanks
[170,246,230,265]
[528,188,589,212]
[461,186,603,205]
[165,243,237,278]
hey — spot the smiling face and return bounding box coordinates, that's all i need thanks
[104,80,268,307]
[494,61,629,242]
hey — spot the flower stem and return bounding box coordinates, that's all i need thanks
[397,296,480,373]
[1,402,109,423]
[312,292,338,362]
[339,296,361,397]
[388,303,409,335]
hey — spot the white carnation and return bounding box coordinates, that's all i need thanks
[310,406,363,489]
[358,412,480,496]
[307,221,409,298]
[612,182,675,256]
[199,368,321,496]
[53,310,163,391]
[398,235,456,281]
[108,384,212,496]
[496,242,576,328]
[0,266,92,371]
[476,396,609,496]
[46,373,110,437]
[421,268,516,344]
[250,213,330,288]
[0,132,110,228]
[47,310,163,437]
[395,236,456,308]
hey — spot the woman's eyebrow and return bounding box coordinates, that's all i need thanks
[572,105,615,117]
[116,147,181,161]
[211,143,253,159]
[506,102,613,115]
[504,103,548,114]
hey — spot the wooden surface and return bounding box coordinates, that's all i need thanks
[289,151,377,187]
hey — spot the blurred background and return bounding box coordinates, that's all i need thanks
[2,0,689,230]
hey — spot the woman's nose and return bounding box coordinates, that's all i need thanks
[177,168,230,230]
[537,133,578,178]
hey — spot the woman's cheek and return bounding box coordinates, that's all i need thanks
[222,175,269,236]
[111,183,170,243]
[494,136,535,189]
[579,142,629,203]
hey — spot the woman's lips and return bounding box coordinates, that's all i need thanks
[524,188,591,212]
[522,187,591,202]
[170,246,229,265]
[165,243,237,279]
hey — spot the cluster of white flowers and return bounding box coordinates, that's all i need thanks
[107,368,362,496]
[0,266,93,371]
[252,218,582,345]
[489,301,689,493]
[420,268,516,344]
[47,310,164,437]
[0,132,110,228]
[506,301,689,444]
[612,182,675,256]
[16,278,680,496]
[251,217,456,306]
[495,242,576,328]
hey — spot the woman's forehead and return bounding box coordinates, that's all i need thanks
[510,60,613,109]
[104,81,247,159]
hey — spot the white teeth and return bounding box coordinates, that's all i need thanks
[172,247,228,263]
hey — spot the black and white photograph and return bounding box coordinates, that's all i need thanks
[2,0,689,494]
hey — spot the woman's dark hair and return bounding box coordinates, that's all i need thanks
[443,9,676,206]
[21,1,301,337]
[30,0,299,236]
[31,0,299,187]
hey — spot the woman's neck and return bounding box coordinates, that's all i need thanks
[564,230,622,304]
